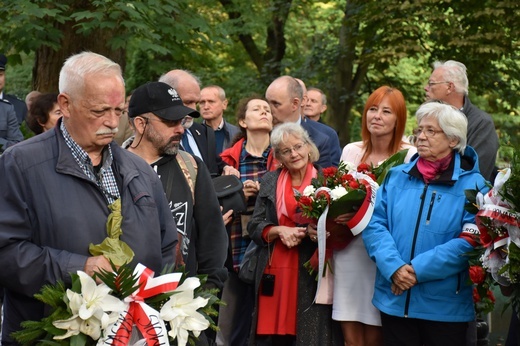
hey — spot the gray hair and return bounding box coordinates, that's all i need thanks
[271,122,320,163]
[433,60,469,95]
[415,100,467,154]
[202,85,226,101]
[159,69,201,89]
[308,87,327,106]
[59,52,123,97]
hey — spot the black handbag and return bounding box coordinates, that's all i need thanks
[238,240,261,284]
[212,175,247,214]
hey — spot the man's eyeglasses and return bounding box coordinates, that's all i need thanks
[279,142,307,157]
[413,128,444,138]
[427,81,450,87]
[140,116,189,127]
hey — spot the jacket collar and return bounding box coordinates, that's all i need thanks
[405,146,480,184]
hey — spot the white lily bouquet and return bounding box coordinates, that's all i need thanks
[12,263,220,346]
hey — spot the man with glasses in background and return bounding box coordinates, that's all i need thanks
[425,60,499,182]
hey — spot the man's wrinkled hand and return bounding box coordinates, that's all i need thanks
[84,256,113,283]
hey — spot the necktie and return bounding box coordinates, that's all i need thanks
[181,134,194,155]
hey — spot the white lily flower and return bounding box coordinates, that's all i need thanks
[53,315,103,340]
[75,271,124,321]
[53,315,82,339]
[303,185,315,197]
[330,186,347,201]
[55,271,125,341]
[160,278,210,346]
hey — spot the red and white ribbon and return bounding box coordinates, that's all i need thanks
[346,176,378,235]
[102,264,182,345]
[314,176,378,303]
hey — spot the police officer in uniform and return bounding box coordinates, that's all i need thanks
[0,54,24,152]
[0,54,28,124]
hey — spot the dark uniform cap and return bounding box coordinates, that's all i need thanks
[0,54,7,71]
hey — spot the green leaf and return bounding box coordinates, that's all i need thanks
[328,189,366,218]
[374,149,409,185]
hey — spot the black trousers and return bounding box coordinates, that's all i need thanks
[381,312,468,346]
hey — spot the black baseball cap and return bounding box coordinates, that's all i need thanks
[128,81,199,120]
[0,54,7,71]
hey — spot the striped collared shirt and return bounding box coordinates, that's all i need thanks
[60,121,120,204]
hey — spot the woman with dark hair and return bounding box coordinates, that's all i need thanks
[26,93,61,135]
[218,96,279,345]
[333,86,416,346]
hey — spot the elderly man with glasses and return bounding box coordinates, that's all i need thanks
[424,60,499,182]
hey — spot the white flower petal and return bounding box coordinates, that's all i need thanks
[174,277,201,292]
[53,315,82,339]
[303,185,315,197]
[330,186,347,201]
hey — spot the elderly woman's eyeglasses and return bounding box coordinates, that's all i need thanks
[413,127,444,138]
[279,142,307,157]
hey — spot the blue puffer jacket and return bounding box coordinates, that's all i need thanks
[363,146,488,322]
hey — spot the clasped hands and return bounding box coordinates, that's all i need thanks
[391,264,417,295]
[276,225,310,248]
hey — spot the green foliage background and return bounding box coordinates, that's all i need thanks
[0,0,518,166]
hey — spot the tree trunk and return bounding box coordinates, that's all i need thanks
[219,0,292,85]
[33,13,125,92]
[327,0,369,147]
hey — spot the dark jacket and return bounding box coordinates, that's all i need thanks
[0,123,177,345]
[221,121,240,151]
[247,168,343,345]
[2,93,27,125]
[301,116,341,168]
[204,119,240,154]
[151,153,228,290]
[189,122,227,176]
[461,95,499,181]
[0,99,24,151]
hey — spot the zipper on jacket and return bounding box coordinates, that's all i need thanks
[456,273,461,294]
[404,184,429,317]
[425,191,437,225]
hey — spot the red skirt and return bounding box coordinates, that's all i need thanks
[257,239,299,335]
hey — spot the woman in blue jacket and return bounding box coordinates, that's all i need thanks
[362,100,489,345]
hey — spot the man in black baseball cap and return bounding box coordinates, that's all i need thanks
[126,81,228,300]
[128,81,200,122]
[0,53,28,124]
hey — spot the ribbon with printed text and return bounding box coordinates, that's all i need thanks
[102,264,182,345]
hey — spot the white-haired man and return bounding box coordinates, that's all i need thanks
[425,60,499,181]
[0,52,177,345]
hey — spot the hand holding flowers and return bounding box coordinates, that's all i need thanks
[13,263,220,346]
